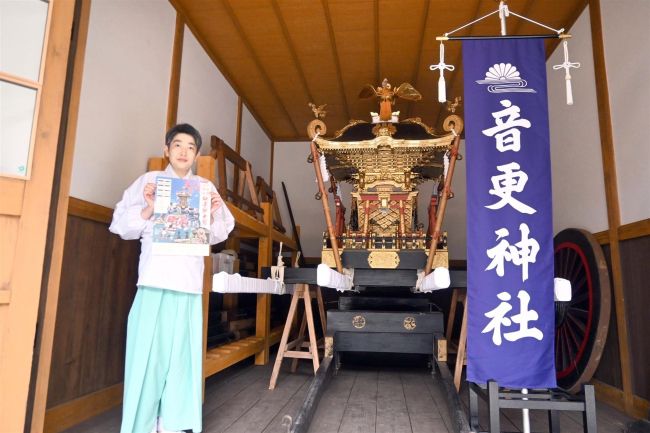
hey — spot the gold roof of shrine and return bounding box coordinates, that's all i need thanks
[313,115,462,187]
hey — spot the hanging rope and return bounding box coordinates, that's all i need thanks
[444,9,501,37]
[442,1,565,39]
[435,2,577,105]
[507,10,564,34]
[553,39,581,105]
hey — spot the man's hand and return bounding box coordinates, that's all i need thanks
[143,183,156,207]
[142,183,156,220]
[211,192,223,213]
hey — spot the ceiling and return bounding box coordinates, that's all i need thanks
[172,0,588,141]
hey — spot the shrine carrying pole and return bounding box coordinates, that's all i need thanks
[307,117,343,273]
[310,139,343,273]
[425,115,463,274]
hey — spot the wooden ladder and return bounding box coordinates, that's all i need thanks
[269,284,326,390]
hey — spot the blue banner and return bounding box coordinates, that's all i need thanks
[463,39,556,389]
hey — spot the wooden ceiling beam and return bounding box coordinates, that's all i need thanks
[510,0,535,35]
[220,0,301,137]
[270,0,314,108]
[433,0,588,130]
[374,0,380,85]
[434,0,483,129]
[169,0,275,141]
[406,0,431,119]
[173,0,588,141]
[320,0,351,122]
[546,0,589,57]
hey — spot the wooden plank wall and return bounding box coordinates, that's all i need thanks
[619,235,650,402]
[590,221,650,418]
[45,199,139,425]
[593,242,623,390]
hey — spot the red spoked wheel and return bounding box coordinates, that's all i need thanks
[553,228,611,393]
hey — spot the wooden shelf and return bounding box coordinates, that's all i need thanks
[272,229,296,250]
[204,325,283,378]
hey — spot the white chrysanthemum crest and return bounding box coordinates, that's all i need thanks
[485,63,521,81]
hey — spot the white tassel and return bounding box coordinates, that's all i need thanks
[553,39,580,106]
[438,75,447,103]
[430,42,454,103]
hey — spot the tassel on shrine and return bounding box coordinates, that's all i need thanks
[319,154,329,182]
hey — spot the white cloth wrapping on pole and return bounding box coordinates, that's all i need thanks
[554,277,572,301]
[414,267,451,293]
[316,264,354,292]
[212,272,286,295]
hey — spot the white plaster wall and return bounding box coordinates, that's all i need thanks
[177,25,238,156]
[600,0,650,224]
[411,148,467,261]
[272,141,325,257]
[439,144,467,260]
[71,0,176,208]
[547,6,609,233]
[240,105,271,182]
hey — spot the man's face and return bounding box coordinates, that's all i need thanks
[164,133,198,174]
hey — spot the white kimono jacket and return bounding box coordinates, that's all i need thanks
[109,165,235,294]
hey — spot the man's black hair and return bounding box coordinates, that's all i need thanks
[165,123,202,151]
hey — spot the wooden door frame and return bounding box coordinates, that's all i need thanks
[23,1,92,432]
[0,0,78,432]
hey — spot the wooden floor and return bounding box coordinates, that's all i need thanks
[63,355,634,433]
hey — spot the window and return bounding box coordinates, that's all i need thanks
[0,0,51,178]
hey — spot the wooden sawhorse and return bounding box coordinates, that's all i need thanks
[269,284,326,390]
[446,287,467,391]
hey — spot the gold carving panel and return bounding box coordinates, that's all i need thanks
[367,250,400,269]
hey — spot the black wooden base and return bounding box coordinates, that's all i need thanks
[469,381,597,433]
[260,267,467,289]
[340,249,428,269]
[328,309,444,355]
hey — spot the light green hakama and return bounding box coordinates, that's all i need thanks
[120,286,203,433]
